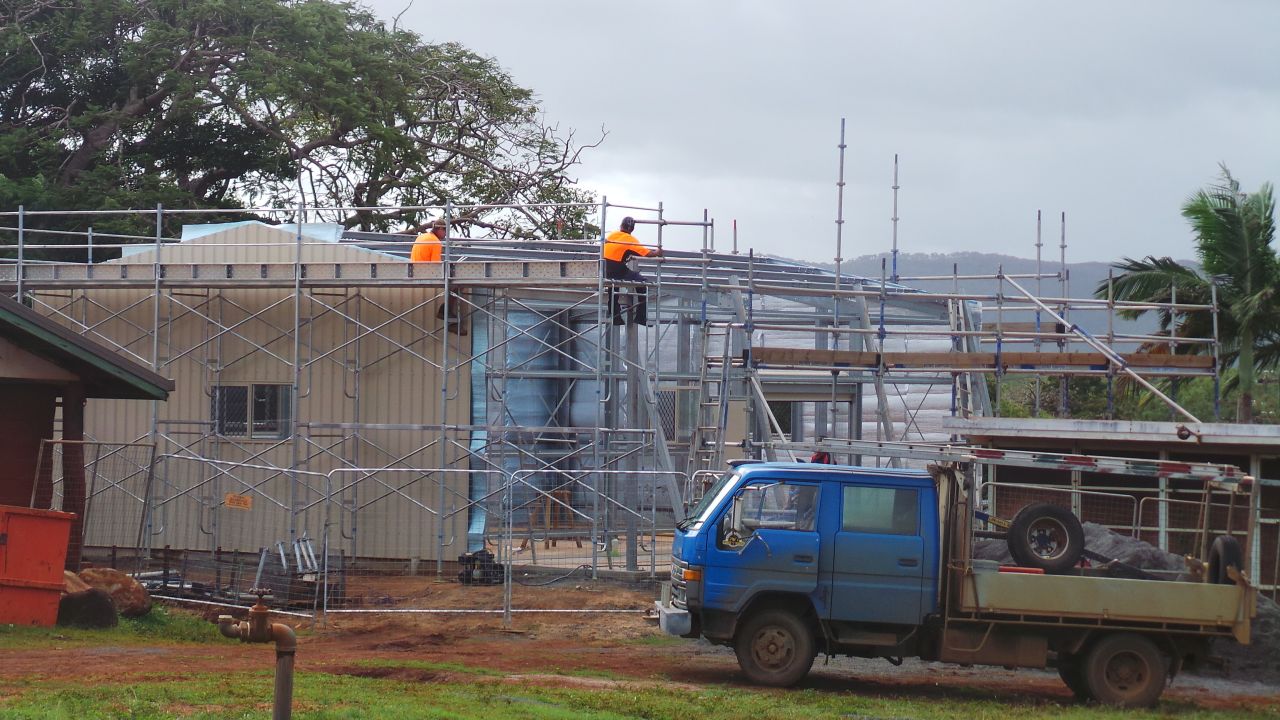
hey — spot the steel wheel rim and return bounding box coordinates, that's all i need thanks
[1027,516,1069,560]
[1103,649,1150,698]
[751,626,796,670]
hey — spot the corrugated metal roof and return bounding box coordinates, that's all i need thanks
[340,232,924,296]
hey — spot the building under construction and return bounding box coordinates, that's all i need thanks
[1,201,1276,609]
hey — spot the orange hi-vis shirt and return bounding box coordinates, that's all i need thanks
[603,230,653,262]
[411,231,442,262]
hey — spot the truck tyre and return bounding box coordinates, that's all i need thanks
[733,609,816,687]
[1007,502,1085,573]
[1056,653,1090,701]
[1207,535,1243,585]
[1082,633,1166,707]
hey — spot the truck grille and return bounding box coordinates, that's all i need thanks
[670,558,688,609]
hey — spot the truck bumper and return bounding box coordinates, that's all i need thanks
[655,599,692,636]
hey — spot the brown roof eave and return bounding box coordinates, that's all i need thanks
[0,295,174,400]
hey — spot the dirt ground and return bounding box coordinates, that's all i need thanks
[2,581,1277,714]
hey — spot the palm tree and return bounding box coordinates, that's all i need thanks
[1099,166,1278,422]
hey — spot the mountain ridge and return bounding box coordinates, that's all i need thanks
[773,251,1198,336]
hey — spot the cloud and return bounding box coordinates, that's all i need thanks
[366,0,1280,263]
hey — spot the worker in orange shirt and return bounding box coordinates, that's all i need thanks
[603,216,662,325]
[411,219,447,262]
[411,218,466,334]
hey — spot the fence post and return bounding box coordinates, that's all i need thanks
[16,204,24,301]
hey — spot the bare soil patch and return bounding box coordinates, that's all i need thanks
[1,580,1275,713]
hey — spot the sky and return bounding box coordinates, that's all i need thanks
[364,0,1280,264]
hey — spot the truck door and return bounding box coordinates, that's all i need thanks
[701,481,821,612]
[827,483,926,626]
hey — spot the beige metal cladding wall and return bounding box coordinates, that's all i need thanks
[41,227,472,560]
[147,285,468,560]
[335,286,472,561]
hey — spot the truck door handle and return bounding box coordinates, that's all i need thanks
[898,558,919,567]
[793,554,814,564]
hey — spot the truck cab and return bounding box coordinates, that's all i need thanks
[661,462,941,685]
[659,460,1256,706]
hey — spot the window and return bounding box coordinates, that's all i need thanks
[766,400,793,440]
[212,386,247,436]
[720,482,820,549]
[842,486,918,535]
[212,384,291,439]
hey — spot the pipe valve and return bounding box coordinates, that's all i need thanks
[216,587,297,720]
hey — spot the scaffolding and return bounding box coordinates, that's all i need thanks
[3,199,1268,608]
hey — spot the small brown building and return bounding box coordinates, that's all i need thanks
[0,294,173,567]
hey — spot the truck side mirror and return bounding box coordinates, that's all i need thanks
[723,485,773,556]
[739,530,772,557]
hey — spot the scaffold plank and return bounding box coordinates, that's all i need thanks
[750,347,1215,370]
[0,260,605,289]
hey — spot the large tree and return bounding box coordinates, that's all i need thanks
[0,0,600,243]
[1098,166,1278,422]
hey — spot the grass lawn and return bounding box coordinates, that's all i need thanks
[0,611,1273,719]
[2,666,1274,720]
[0,605,220,649]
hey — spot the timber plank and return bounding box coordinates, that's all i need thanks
[749,347,1214,370]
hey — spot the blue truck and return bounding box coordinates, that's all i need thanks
[655,461,1256,707]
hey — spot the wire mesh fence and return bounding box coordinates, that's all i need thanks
[34,445,1280,613]
[982,481,1140,536]
[979,475,1279,596]
[33,440,158,570]
[38,452,681,620]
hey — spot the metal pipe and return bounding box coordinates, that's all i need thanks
[1058,211,1068,416]
[1211,282,1222,420]
[16,205,23,301]
[891,153,900,282]
[217,589,297,720]
[1034,210,1042,417]
[1002,274,1201,423]
[832,118,846,349]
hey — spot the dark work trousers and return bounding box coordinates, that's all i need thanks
[605,258,648,325]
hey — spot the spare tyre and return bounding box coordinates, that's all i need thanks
[1007,502,1086,573]
[1206,535,1243,585]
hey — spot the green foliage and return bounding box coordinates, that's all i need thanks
[993,376,1120,420]
[1,0,599,252]
[994,371,1280,424]
[1097,166,1279,422]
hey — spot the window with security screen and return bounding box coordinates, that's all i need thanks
[211,384,291,439]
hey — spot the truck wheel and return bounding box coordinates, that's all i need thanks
[1056,653,1090,701]
[1007,502,1085,573]
[1207,535,1243,585]
[1082,633,1167,707]
[734,609,816,687]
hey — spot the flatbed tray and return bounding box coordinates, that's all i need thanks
[957,569,1252,641]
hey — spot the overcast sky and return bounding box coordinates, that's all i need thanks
[365,0,1279,264]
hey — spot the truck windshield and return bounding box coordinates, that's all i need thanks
[676,470,740,531]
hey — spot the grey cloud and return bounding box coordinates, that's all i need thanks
[366,0,1280,263]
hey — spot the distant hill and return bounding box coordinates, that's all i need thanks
[778,251,1199,338]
